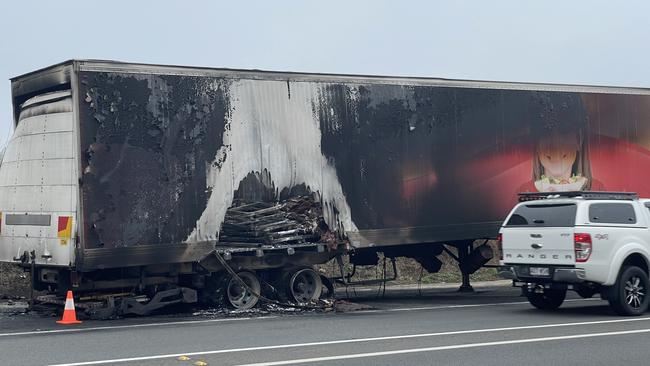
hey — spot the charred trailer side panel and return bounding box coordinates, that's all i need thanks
[76,68,231,269]
[3,60,650,302]
[74,65,354,271]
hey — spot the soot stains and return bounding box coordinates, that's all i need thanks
[317,84,542,229]
[79,72,230,248]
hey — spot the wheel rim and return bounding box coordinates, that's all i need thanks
[289,268,322,303]
[624,275,646,309]
[226,271,260,310]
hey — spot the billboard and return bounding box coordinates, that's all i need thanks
[319,85,650,233]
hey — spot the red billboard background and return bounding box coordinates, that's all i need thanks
[455,93,650,220]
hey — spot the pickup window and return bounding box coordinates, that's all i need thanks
[506,203,576,227]
[589,203,636,224]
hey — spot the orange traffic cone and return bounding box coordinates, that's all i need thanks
[56,290,82,325]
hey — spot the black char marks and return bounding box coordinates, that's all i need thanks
[318,84,419,229]
[79,72,229,248]
[317,83,531,229]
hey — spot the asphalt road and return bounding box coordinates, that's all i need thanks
[1,282,648,366]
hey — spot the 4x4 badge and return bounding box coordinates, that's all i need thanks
[595,234,609,240]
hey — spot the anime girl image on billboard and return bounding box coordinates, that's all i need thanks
[518,92,604,193]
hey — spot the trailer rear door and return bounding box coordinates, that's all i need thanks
[0,90,78,267]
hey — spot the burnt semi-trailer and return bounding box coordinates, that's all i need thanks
[3,60,650,314]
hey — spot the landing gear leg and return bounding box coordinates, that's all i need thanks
[457,242,474,293]
[29,250,36,310]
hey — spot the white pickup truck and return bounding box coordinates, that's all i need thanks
[499,192,650,316]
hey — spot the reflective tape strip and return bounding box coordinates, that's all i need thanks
[64,297,75,310]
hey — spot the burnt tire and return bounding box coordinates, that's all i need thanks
[224,270,261,310]
[525,288,566,310]
[203,271,261,310]
[319,275,335,300]
[608,266,649,316]
[278,266,323,304]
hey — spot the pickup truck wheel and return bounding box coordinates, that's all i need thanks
[609,266,649,316]
[525,288,566,310]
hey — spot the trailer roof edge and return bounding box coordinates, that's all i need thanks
[10,59,650,96]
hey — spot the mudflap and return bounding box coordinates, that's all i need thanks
[86,287,197,319]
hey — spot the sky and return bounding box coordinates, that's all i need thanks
[0,0,649,146]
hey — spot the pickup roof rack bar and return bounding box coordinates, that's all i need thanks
[518,191,638,202]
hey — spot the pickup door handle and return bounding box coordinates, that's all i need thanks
[531,243,543,249]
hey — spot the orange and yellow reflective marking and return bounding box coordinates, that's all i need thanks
[58,216,72,238]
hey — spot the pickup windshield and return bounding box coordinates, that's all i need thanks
[505,203,576,227]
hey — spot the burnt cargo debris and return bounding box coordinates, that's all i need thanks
[4,60,650,313]
[220,194,326,246]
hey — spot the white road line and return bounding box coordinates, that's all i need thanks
[235,327,650,366]
[0,316,276,338]
[48,316,650,366]
[357,297,601,313]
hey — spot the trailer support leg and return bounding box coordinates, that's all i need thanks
[28,250,36,310]
[457,242,474,293]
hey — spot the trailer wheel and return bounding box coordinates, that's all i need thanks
[279,267,322,303]
[290,267,323,303]
[525,288,566,310]
[608,266,649,316]
[214,270,261,310]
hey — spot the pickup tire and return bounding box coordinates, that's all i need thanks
[525,288,566,310]
[608,265,649,316]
